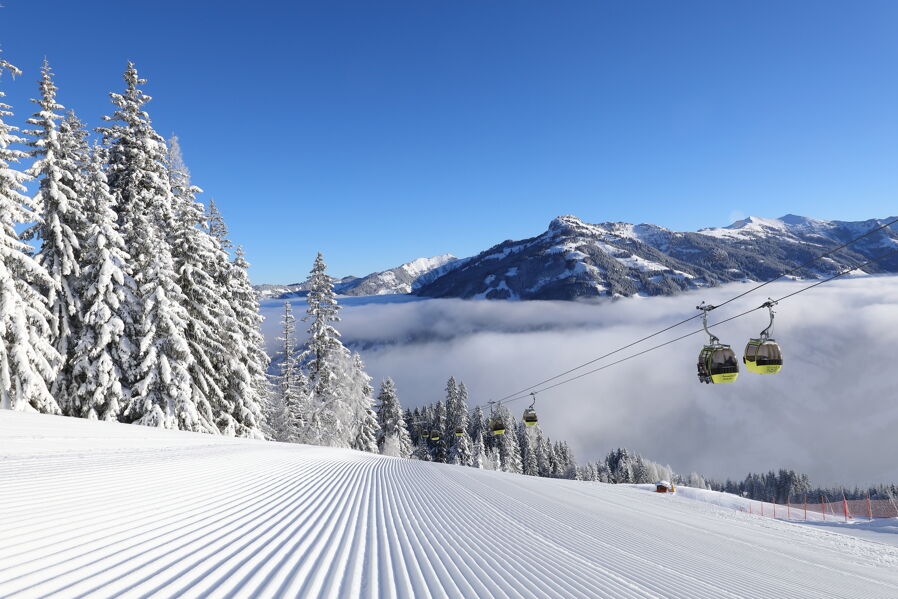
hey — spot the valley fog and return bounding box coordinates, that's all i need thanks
[261,275,898,486]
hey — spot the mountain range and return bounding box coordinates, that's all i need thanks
[257,215,898,302]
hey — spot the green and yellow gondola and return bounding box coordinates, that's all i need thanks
[743,300,783,374]
[522,392,539,427]
[696,302,739,384]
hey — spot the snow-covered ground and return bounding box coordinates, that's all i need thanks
[3,411,898,599]
[635,484,898,548]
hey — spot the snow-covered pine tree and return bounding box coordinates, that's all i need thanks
[408,407,420,445]
[497,408,523,474]
[196,199,268,438]
[69,143,135,420]
[430,400,447,463]
[518,421,538,476]
[24,60,86,410]
[468,405,487,468]
[535,430,551,477]
[346,352,378,452]
[556,441,577,479]
[299,252,351,446]
[375,378,412,458]
[0,54,60,413]
[166,135,246,434]
[99,63,208,432]
[447,379,472,466]
[220,246,269,437]
[268,300,302,441]
[205,198,231,250]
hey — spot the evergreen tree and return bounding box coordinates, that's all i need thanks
[24,60,85,410]
[347,352,378,452]
[0,54,60,413]
[166,135,237,431]
[205,198,231,250]
[269,300,304,441]
[496,406,522,474]
[430,400,448,463]
[69,143,135,420]
[220,246,269,437]
[198,200,268,438]
[468,405,487,468]
[518,422,538,476]
[535,430,551,477]
[447,378,472,466]
[375,378,412,458]
[99,63,206,431]
[407,407,420,445]
[299,252,351,446]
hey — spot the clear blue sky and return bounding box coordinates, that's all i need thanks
[1,1,896,283]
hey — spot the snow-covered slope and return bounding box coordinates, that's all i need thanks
[257,255,459,299]
[3,411,898,599]
[336,253,459,296]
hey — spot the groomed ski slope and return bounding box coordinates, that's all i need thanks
[2,412,898,599]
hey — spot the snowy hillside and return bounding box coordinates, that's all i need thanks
[257,255,458,299]
[3,411,898,599]
[414,214,898,300]
[259,214,898,302]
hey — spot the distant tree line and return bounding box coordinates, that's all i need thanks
[706,469,898,503]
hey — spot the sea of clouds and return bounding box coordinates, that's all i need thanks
[260,275,898,487]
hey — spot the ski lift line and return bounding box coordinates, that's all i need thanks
[489,217,898,405]
[490,313,704,403]
[495,246,898,404]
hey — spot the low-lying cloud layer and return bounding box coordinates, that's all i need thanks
[261,276,898,487]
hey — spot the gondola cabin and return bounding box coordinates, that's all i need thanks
[522,408,538,427]
[655,481,676,493]
[743,339,783,374]
[697,345,739,384]
[454,427,464,437]
[430,430,441,441]
[490,417,506,436]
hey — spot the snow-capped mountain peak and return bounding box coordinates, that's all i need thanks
[258,214,898,302]
[398,254,457,278]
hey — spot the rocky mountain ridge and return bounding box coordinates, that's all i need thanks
[257,215,898,301]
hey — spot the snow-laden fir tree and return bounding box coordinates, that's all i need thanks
[198,200,268,438]
[346,352,378,452]
[375,378,411,458]
[220,246,268,437]
[69,143,135,420]
[447,378,472,466]
[535,430,552,477]
[518,422,538,476]
[468,405,487,468]
[99,63,207,431]
[166,135,239,432]
[410,406,431,461]
[0,54,60,413]
[299,252,352,446]
[24,60,86,410]
[406,407,419,444]
[269,300,305,442]
[495,406,522,474]
[430,401,447,463]
[205,198,231,250]
[554,441,576,479]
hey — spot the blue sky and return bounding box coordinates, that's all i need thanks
[1,1,897,283]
